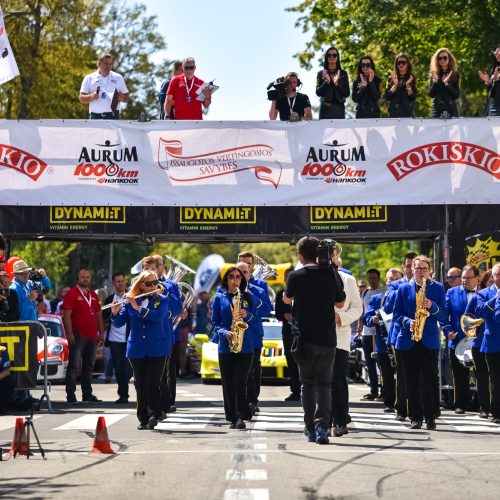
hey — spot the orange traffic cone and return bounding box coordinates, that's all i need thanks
[90,416,115,454]
[9,418,30,458]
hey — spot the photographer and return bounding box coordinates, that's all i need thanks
[0,270,19,322]
[9,259,51,322]
[283,236,345,445]
[268,72,312,121]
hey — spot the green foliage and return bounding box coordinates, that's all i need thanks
[288,0,500,116]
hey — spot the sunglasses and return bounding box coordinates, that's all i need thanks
[397,60,407,66]
[228,274,242,280]
[327,53,338,58]
[361,63,371,68]
[184,65,195,70]
[143,279,159,287]
[438,55,448,61]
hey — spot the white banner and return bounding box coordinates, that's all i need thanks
[0,118,499,206]
[0,8,19,85]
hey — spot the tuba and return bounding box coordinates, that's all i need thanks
[460,313,485,339]
[411,279,429,342]
[229,288,248,353]
[165,255,196,330]
[253,254,279,305]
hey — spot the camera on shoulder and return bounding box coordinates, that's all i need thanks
[267,76,289,101]
[317,239,339,270]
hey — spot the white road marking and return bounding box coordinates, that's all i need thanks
[226,469,268,481]
[156,413,216,430]
[0,415,43,432]
[54,413,129,430]
[224,489,269,500]
[231,453,267,463]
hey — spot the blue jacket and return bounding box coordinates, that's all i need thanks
[473,285,500,353]
[394,278,447,351]
[113,294,170,359]
[464,293,486,350]
[10,276,51,321]
[442,286,475,350]
[211,288,256,354]
[382,280,401,346]
[160,278,183,351]
[247,282,272,349]
[363,293,388,353]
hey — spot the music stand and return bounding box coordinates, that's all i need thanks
[13,409,46,460]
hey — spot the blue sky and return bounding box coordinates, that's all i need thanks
[141,0,319,120]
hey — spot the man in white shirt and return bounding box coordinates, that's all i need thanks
[79,53,129,119]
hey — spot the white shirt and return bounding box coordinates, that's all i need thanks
[362,286,386,336]
[335,271,363,352]
[108,293,127,342]
[80,70,129,113]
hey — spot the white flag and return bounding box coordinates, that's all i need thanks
[0,7,19,85]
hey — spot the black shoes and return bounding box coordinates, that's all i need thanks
[333,425,348,437]
[395,415,406,422]
[167,405,177,413]
[315,426,329,444]
[137,423,148,430]
[115,397,129,404]
[235,418,246,430]
[426,419,436,430]
[361,393,377,401]
[284,393,301,402]
[306,429,316,442]
[158,411,167,421]
[147,416,158,430]
[479,411,489,419]
[492,418,500,425]
[383,407,395,413]
[248,403,257,416]
[410,420,422,429]
[66,395,78,405]
[82,395,102,403]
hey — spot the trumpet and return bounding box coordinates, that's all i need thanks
[101,286,163,311]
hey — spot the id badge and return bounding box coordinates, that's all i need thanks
[101,92,107,99]
[186,95,191,103]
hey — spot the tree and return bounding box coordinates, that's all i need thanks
[288,0,500,116]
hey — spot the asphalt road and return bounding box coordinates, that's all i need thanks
[1,378,500,500]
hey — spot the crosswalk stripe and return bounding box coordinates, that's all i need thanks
[54,413,129,430]
[0,415,43,432]
[156,413,216,430]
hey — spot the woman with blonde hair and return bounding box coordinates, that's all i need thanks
[428,47,460,118]
[111,270,169,430]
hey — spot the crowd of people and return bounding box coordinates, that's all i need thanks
[77,46,500,120]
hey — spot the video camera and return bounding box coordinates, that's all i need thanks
[29,270,45,291]
[317,239,339,270]
[267,77,289,101]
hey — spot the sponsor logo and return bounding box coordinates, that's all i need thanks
[180,206,256,224]
[0,144,48,181]
[49,206,126,224]
[158,139,282,188]
[387,141,500,180]
[301,142,367,183]
[74,140,139,184]
[310,206,387,224]
[0,326,30,371]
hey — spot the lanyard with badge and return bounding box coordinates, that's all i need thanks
[184,76,195,103]
[98,75,110,99]
[288,95,300,121]
[77,285,95,316]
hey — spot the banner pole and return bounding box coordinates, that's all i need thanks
[38,324,52,412]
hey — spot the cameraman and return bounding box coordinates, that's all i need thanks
[0,270,19,322]
[9,259,51,322]
[269,72,312,122]
[283,236,345,445]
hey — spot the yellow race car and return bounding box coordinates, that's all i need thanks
[199,318,288,383]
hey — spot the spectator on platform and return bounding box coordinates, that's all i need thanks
[385,52,417,118]
[429,48,460,118]
[478,44,500,117]
[352,55,381,118]
[159,60,183,119]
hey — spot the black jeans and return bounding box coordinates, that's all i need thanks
[129,356,167,425]
[400,343,440,422]
[471,347,491,413]
[485,352,500,419]
[109,341,132,399]
[362,335,378,396]
[168,342,179,404]
[395,349,408,418]
[247,348,262,405]
[159,355,172,412]
[66,336,98,399]
[331,348,349,427]
[378,352,396,409]
[90,111,119,119]
[219,352,253,423]
[282,329,301,395]
[296,341,336,431]
[449,348,471,409]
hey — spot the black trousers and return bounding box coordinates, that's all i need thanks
[394,349,408,418]
[219,352,253,422]
[159,355,172,412]
[378,352,396,409]
[129,356,167,425]
[472,346,491,413]
[282,329,301,395]
[449,348,471,409]
[400,343,440,422]
[109,341,132,399]
[168,342,179,405]
[485,352,500,419]
[247,348,262,405]
[331,348,349,427]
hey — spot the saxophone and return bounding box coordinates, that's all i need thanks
[229,288,248,353]
[412,278,430,342]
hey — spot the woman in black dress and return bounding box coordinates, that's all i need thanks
[316,46,350,119]
[478,44,500,117]
[385,52,417,118]
[352,55,381,118]
[428,47,460,118]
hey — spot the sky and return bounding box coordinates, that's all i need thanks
[139,0,319,120]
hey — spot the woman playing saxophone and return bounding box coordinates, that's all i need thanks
[211,267,256,430]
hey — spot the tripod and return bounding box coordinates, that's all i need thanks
[14,410,46,460]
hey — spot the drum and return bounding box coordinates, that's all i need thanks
[455,337,474,368]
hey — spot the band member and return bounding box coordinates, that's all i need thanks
[331,251,362,436]
[473,263,500,424]
[111,271,169,430]
[385,252,416,421]
[393,255,446,430]
[363,268,402,413]
[441,265,479,413]
[283,237,346,445]
[211,267,256,429]
[465,270,494,418]
[236,262,271,415]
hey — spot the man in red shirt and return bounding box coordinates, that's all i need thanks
[164,57,212,120]
[64,268,104,404]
